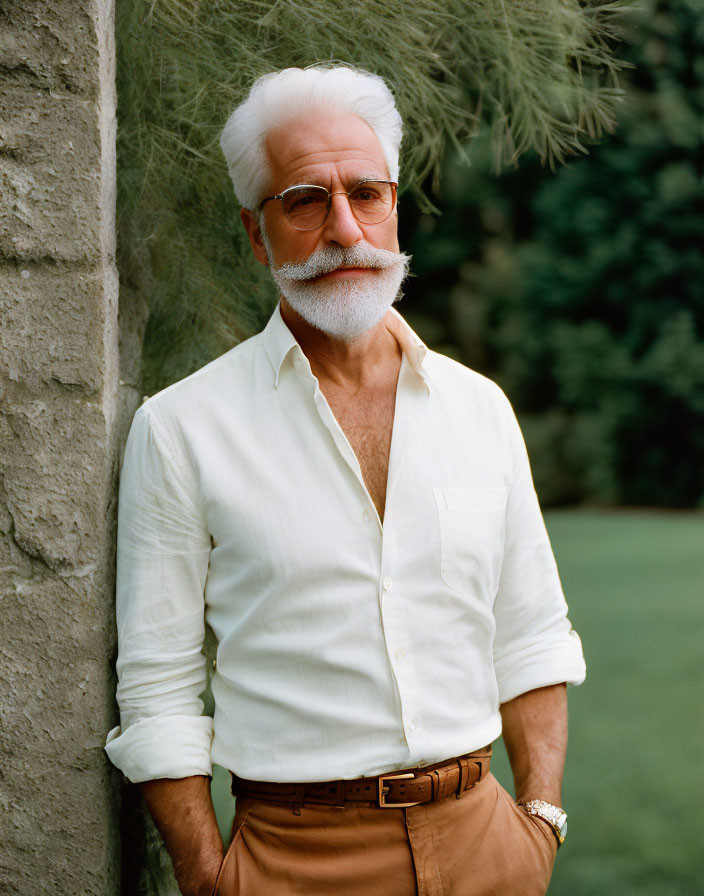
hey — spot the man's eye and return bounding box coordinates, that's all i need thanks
[352,187,380,202]
[290,192,325,209]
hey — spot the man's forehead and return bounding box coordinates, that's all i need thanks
[263,114,390,190]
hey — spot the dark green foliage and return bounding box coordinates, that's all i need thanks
[116,0,630,394]
[402,0,704,507]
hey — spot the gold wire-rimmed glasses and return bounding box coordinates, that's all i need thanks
[258,180,398,231]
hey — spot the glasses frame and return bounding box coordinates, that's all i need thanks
[258,180,398,231]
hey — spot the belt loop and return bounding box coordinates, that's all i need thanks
[467,759,484,790]
[431,769,440,801]
[455,759,468,799]
[335,780,345,807]
[292,784,305,816]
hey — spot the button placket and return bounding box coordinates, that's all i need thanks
[382,354,430,526]
[377,530,425,754]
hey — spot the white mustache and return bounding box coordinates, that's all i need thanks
[274,243,410,281]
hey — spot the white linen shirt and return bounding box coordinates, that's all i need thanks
[105,301,586,784]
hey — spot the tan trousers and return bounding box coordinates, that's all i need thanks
[213,769,558,895]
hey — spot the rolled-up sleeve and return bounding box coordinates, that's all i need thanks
[492,397,586,703]
[104,402,213,782]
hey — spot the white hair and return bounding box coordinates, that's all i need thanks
[219,65,403,210]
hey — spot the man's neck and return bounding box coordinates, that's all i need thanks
[279,297,402,393]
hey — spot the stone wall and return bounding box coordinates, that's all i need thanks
[0,1,128,892]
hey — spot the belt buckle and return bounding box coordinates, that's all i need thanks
[378,772,422,808]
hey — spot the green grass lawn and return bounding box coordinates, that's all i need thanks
[211,510,704,894]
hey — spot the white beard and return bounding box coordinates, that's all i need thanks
[261,230,412,341]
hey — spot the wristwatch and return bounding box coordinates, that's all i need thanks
[518,799,568,847]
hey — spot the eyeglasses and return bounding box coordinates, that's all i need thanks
[258,180,398,231]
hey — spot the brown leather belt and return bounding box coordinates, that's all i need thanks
[230,746,492,812]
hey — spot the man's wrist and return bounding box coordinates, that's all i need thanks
[173,845,224,896]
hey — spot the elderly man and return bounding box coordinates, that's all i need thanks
[105,65,585,896]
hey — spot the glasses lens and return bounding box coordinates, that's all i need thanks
[282,186,329,231]
[349,182,395,224]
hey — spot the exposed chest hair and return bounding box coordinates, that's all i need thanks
[323,384,397,522]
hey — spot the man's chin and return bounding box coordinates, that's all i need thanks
[281,293,394,343]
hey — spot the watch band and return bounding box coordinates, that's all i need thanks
[518,799,568,847]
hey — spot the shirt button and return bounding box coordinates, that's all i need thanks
[395,647,406,660]
[362,508,370,522]
[294,357,306,372]
[383,576,393,591]
[408,720,418,733]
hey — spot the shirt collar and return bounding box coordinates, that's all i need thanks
[261,301,301,387]
[261,300,429,388]
[385,306,429,381]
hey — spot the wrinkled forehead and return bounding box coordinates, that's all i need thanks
[263,113,390,193]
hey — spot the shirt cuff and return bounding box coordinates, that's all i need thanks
[104,715,214,783]
[494,629,587,704]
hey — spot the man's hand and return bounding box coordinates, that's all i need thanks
[499,682,568,806]
[140,775,225,896]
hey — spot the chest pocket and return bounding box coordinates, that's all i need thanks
[433,486,508,599]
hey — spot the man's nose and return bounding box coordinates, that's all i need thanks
[321,192,364,246]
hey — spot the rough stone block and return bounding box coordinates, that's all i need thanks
[0,384,116,572]
[0,81,106,262]
[0,531,120,894]
[0,263,118,392]
[0,1,99,97]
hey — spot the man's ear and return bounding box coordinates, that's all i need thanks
[240,208,270,267]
